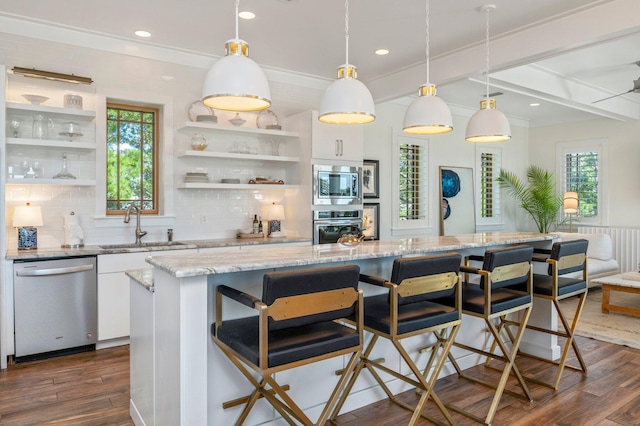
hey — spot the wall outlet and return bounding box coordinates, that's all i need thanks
[200,214,207,224]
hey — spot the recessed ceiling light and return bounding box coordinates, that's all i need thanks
[134,30,151,38]
[239,11,255,20]
[161,75,175,81]
[530,102,540,107]
[375,49,389,56]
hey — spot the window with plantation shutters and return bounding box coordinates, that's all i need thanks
[393,135,428,232]
[556,139,607,226]
[475,146,502,226]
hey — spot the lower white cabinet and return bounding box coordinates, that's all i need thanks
[97,249,196,342]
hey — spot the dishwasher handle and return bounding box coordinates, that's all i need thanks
[16,264,95,277]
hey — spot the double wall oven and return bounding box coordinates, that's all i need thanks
[312,164,363,244]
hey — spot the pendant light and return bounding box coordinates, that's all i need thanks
[465,4,511,142]
[202,0,271,112]
[318,0,375,124]
[403,0,453,135]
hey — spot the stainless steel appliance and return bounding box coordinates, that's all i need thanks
[313,164,362,205]
[313,210,362,244]
[14,256,97,360]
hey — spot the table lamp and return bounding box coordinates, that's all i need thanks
[13,203,44,250]
[563,192,579,233]
[267,203,285,238]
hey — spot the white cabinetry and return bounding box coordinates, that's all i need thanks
[176,122,300,190]
[97,249,196,344]
[302,110,364,163]
[4,73,97,186]
[130,278,155,426]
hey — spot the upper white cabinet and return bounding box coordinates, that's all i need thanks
[175,120,301,190]
[4,71,97,186]
[287,110,364,163]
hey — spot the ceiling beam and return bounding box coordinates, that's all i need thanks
[367,0,640,104]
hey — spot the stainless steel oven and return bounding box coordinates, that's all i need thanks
[313,164,362,206]
[313,210,362,244]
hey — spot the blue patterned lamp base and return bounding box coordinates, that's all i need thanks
[18,227,38,250]
[268,220,281,235]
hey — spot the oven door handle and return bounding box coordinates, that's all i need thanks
[314,220,361,226]
[16,264,95,277]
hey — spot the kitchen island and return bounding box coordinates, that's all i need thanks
[131,232,555,426]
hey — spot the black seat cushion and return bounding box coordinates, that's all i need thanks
[390,253,462,305]
[461,282,531,316]
[262,264,360,331]
[531,274,587,297]
[214,318,359,368]
[363,294,459,335]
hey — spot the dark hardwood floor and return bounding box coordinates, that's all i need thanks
[1,337,639,425]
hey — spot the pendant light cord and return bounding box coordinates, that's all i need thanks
[426,0,430,85]
[344,0,350,65]
[235,0,240,39]
[484,6,490,100]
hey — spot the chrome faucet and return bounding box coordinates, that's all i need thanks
[124,205,147,245]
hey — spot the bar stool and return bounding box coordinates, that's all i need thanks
[330,253,463,426]
[515,239,589,389]
[446,245,534,425]
[211,264,363,426]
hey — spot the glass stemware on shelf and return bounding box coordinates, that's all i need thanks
[10,118,22,137]
[53,152,76,179]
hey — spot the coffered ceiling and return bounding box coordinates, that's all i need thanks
[1,0,639,127]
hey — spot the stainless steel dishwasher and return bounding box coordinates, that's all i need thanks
[14,256,97,360]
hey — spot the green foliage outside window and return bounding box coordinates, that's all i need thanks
[106,105,158,214]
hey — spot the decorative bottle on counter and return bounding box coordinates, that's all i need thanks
[258,216,263,234]
[252,214,259,234]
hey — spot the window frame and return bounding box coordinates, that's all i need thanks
[106,102,160,215]
[475,145,503,228]
[93,90,175,227]
[391,134,429,234]
[555,138,608,227]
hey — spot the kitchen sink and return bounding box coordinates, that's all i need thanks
[99,241,186,249]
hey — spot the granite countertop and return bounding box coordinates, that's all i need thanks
[5,236,311,260]
[126,269,155,292]
[147,232,554,278]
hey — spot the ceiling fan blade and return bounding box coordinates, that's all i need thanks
[592,89,633,104]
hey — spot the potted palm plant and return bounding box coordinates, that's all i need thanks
[497,165,564,233]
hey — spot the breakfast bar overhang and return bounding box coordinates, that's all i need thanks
[131,232,556,426]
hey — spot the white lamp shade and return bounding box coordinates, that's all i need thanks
[564,192,579,213]
[267,204,285,221]
[319,66,375,124]
[403,85,453,134]
[13,204,43,227]
[465,99,511,142]
[202,40,271,112]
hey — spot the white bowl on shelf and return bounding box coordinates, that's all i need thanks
[22,94,50,105]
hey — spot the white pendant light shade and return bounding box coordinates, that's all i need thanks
[319,65,375,124]
[402,0,453,135]
[202,39,271,112]
[465,99,511,142]
[318,0,375,125]
[465,4,511,143]
[403,84,453,134]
